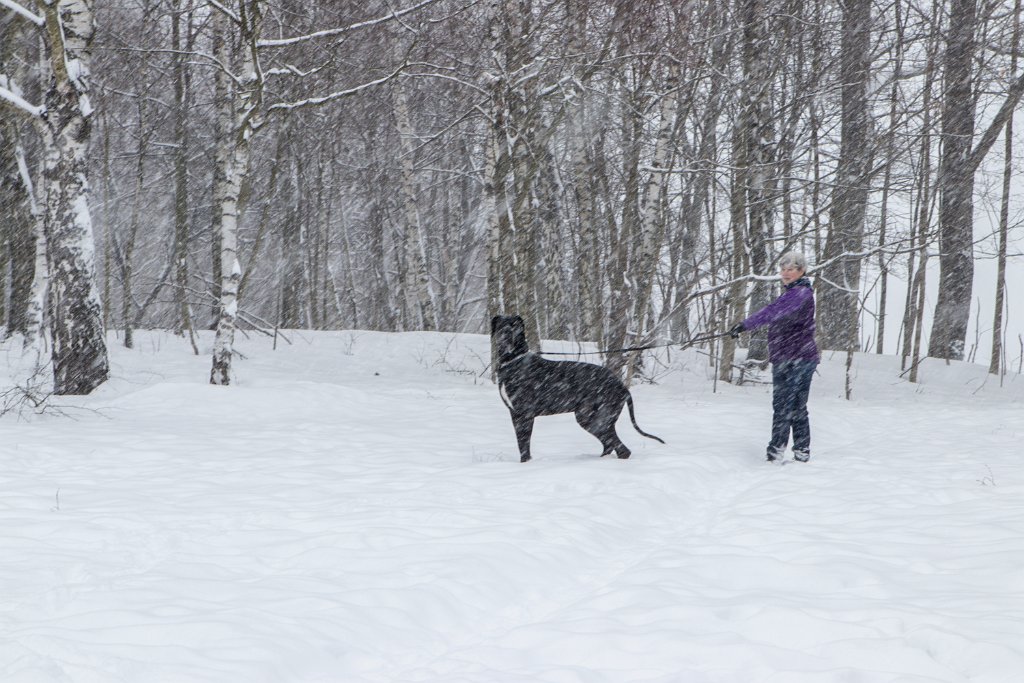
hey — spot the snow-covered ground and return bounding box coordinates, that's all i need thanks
[2,329,1022,683]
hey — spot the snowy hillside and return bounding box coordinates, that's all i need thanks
[2,330,1022,683]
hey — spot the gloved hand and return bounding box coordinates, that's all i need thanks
[728,322,746,339]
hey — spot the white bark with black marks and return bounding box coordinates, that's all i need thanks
[37,0,109,394]
[210,2,262,386]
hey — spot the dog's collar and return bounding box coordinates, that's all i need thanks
[498,352,530,369]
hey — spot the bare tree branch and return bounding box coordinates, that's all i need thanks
[0,79,44,118]
[204,0,240,25]
[966,70,1024,172]
[0,0,43,26]
[257,0,440,48]
[264,62,407,116]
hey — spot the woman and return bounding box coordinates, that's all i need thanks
[729,252,819,463]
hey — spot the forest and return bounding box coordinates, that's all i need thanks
[1,0,1022,394]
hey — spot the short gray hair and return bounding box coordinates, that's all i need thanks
[778,251,808,271]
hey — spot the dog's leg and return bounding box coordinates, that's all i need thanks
[575,407,605,456]
[599,403,631,459]
[602,426,629,459]
[605,400,631,459]
[512,413,534,463]
[576,406,626,458]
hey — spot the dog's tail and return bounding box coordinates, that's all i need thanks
[625,393,665,444]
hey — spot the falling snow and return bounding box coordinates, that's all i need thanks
[2,330,1022,682]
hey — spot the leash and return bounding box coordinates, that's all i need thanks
[538,331,730,357]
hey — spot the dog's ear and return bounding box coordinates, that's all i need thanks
[511,316,527,345]
[491,315,502,335]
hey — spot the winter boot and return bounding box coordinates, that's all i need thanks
[793,449,810,463]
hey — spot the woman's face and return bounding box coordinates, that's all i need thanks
[780,264,805,285]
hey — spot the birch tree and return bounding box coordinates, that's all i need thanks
[5,0,1022,380]
[393,83,438,330]
[566,1,601,341]
[602,19,650,379]
[631,58,681,343]
[0,101,38,340]
[484,0,608,351]
[735,0,775,365]
[0,0,109,393]
[206,0,430,383]
[208,1,262,385]
[171,0,198,351]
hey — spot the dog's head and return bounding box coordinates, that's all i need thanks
[491,315,530,362]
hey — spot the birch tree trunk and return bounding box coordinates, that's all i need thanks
[604,74,643,379]
[485,108,505,375]
[210,1,263,385]
[117,95,151,350]
[279,147,310,329]
[536,140,568,339]
[393,84,437,330]
[486,0,537,350]
[209,125,252,383]
[483,1,510,375]
[720,128,749,382]
[569,102,601,341]
[631,59,680,339]
[36,0,109,394]
[208,8,230,326]
[567,1,600,342]
[1,125,34,338]
[19,143,49,349]
[509,96,541,350]
[738,0,773,364]
[365,156,396,331]
[1,16,47,347]
[671,5,730,341]
[171,0,197,351]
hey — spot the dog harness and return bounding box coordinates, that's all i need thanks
[497,352,529,370]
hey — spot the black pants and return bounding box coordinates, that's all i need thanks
[768,360,816,457]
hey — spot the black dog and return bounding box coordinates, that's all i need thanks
[492,315,665,462]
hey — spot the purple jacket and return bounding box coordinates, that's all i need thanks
[742,278,819,364]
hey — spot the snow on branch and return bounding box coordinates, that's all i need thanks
[257,0,440,48]
[404,64,491,98]
[0,0,44,26]
[265,64,405,115]
[624,240,927,349]
[264,62,328,79]
[205,0,240,24]
[0,80,44,118]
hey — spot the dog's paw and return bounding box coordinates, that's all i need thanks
[520,454,532,463]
